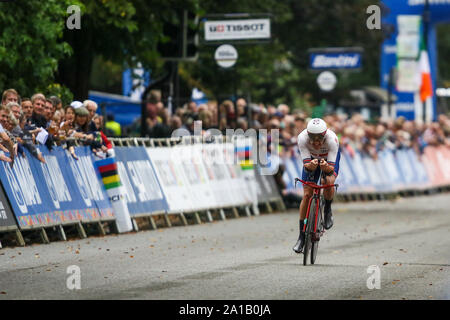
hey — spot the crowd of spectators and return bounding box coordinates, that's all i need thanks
[1,87,449,171]
[0,88,113,167]
[138,90,450,159]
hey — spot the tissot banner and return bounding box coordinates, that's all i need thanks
[204,19,271,41]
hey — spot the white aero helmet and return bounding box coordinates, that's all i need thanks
[307,118,327,141]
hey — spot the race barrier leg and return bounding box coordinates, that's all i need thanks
[206,210,214,222]
[40,228,50,244]
[132,218,139,232]
[15,229,26,247]
[179,213,188,226]
[232,207,240,219]
[194,212,202,225]
[164,214,172,228]
[148,216,158,230]
[219,209,226,221]
[57,225,67,241]
[76,222,87,239]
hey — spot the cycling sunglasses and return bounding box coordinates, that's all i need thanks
[308,132,326,142]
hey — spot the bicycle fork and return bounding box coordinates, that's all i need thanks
[303,195,322,241]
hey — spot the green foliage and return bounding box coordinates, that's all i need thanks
[437,24,450,86]
[0,0,76,99]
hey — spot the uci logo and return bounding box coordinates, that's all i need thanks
[109,194,124,202]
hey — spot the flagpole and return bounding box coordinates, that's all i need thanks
[422,0,430,123]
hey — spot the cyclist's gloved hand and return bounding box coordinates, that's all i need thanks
[305,159,319,172]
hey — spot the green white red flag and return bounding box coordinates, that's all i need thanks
[418,32,433,102]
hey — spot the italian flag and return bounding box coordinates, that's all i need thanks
[418,32,433,102]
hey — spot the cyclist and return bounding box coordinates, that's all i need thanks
[293,118,340,254]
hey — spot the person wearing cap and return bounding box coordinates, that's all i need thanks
[70,101,83,109]
[73,106,106,156]
[293,118,341,254]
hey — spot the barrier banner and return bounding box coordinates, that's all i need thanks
[421,146,448,186]
[434,146,450,183]
[0,146,114,229]
[405,148,430,186]
[94,156,132,233]
[234,136,259,210]
[114,147,168,215]
[335,148,359,193]
[177,144,219,210]
[361,154,391,191]
[281,157,298,192]
[56,146,114,221]
[223,143,253,205]
[283,156,302,194]
[0,182,17,231]
[393,149,419,187]
[202,143,238,207]
[147,147,195,213]
[254,167,282,203]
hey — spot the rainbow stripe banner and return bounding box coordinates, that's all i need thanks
[97,157,123,190]
[94,157,132,233]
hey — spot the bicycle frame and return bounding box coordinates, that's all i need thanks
[295,177,338,234]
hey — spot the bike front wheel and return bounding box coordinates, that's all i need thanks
[303,199,316,266]
[310,198,323,265]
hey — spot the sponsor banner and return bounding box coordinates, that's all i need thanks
[0,182,17,230]
[282,156,302,194]
[114,147,168,215]
[232,137,259,208]
[0,146,114,229]
[394,149,418,186]
[217,143,253,206]
[147,147,195,213]
[421,146,447,186]
[176,144,220,210]
[421,146,450,186]
[223,143,254,206]
[254,167,282,203]
[434,146,450,183]
[204,19,271,41]
[309,52,362,70]
[61,146,114,221]
[335,149,359,193]
[203,143,241,207]
[378,149,405,190]
[362,154,392,191]
[405,148,430,185]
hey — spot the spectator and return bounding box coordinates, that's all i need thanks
[44,98,54,127]
[2,89,19,105]
[236,98,247,119]
[21,98,33,119]
[105,113,122,137]
[0,104,16,164]
[49,96,62,113]
[83,99,98,131]
[11,111,45,163]
[6,102,21,121]
[28,93,47,129]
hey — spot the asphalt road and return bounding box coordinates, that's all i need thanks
[1,193,449,300]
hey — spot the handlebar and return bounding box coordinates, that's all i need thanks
[295,178,339,190]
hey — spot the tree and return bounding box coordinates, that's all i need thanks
[57,0,201,100]
[0,0,74,99]
[181,0,384,108]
